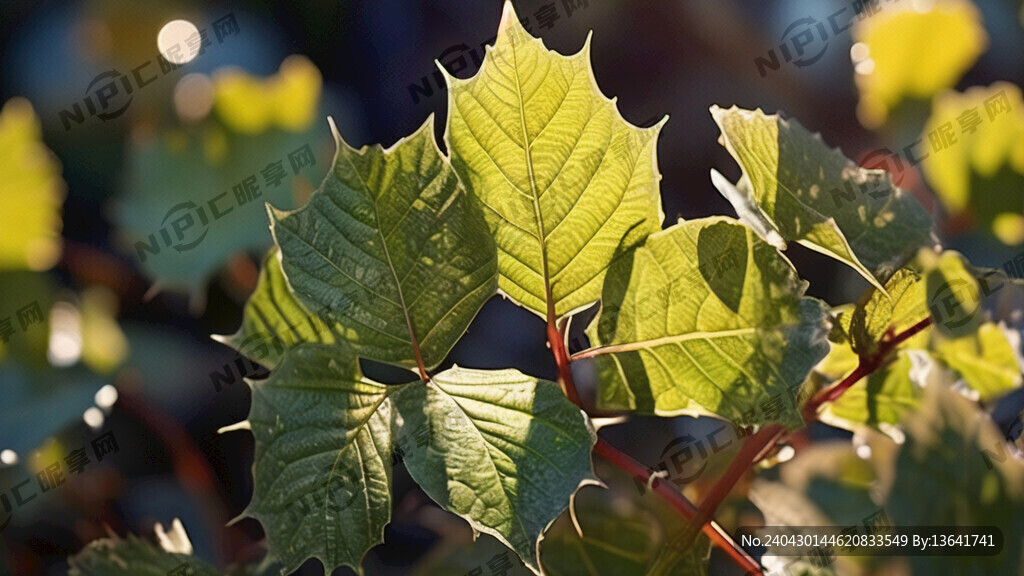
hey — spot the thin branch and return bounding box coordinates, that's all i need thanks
[594,437,763,574]
[687,316,935,550]
[549,321,580,406]
[549,321,760,572]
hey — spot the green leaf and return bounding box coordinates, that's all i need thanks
[542,465,709,576]
[117,119,324,296]
[934,323,1023,402]
[840,267,930,357]
[539,486,665,575]
[0,98,64,272]
[814,253,1021,435]
[886,383,1024,575]
[924,249,987,337]
[582,217,829,428]
[710,106,934,292]
[443,1,664,320]
[243,345,394,575]
[751,442,881,576]
[270,116,497,372]
[393,365,596,572]
[920,83,1024,245]
[819,351,921,435]
[238,345,594,574]
[851,0,988,129]
[213,248,344,370]
[68,521,222,576]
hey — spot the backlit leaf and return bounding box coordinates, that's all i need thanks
[711,106,934,292]
[0,98,64,272]
[393,366,595,572]
[270,116,497,371]
[243,345,395,575]
[239,344,594,574]
[444,1,664,320]
[582,217,830,428]
[851,0,988,128]
[213,248,344,370]
[921,83,1024,245]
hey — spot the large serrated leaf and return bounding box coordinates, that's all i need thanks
[238,345,594,575]
[581,217,829,429]
[711,106,933,292]
[443,1,664,320]
[392,366,596,573]
[887,384,1024,575]
[243,345,395,575]
[270,115,497,372]
[213,248,344,370]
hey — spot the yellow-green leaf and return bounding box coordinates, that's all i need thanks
[271,116,498,371]
[851,0,988,128]
[213,248,345,370]
[711,106,934,293]
[581,217,830,428]
[444,1,664,320]
[0,98,64,271]
[920,83,1024,245]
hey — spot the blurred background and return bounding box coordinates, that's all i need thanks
[0,0,1022,574]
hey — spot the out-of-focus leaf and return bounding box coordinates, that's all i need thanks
[851,0,988,128]
[415,535,531,576]
[79,286,129,375]
[887,384,1024,575]
[752,443,882,576]
[117,58,327,293]
[0,98,64,271]
[0,271,53,364]
[270,116,497,371]
[924,249,986,337]
[583,217,829,428]
[820,351,920,434]
[444,2,664,320]
[921,83,1024,245]
[0,363,105,457]
[711,106,933,292]
[539,485,665,575]
[213,55,322,134]
[934,323,1023,402]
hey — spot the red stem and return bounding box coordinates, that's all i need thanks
[548,322,580,406]
[548,322,760,573]
[594,438,762,574]
[689,316,935,548]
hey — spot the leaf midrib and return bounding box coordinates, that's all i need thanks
[339,150,429,378]
[510,30,556,324]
